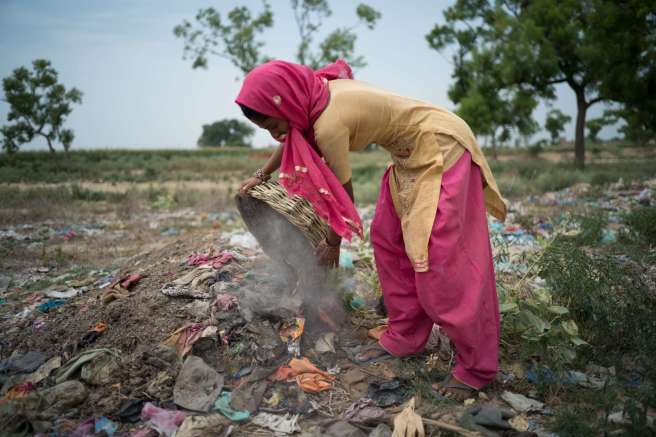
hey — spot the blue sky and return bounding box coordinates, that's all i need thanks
[0,0,617,150]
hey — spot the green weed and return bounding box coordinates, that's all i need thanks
[551,405,597,437]
[538,222,655,368]
[622,207,656,246]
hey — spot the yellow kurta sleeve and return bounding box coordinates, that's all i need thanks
[314,114,352,184]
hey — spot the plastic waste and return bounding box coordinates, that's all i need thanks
[251,412,299,435]
[349,295,365,310]
[37,299,65,313]
[54,348,119,385]
[95,416,118,436]
[71,418,95,437]
[176,414,229,437]
[229,232,258,250]
[160,227,180,237]
[173,355,223,412]
[213,390,251,422]
[140,402,187,437]
[0,351,45,375]
[45,288,80,299]
[115,399,145,423]
[272,357,335,393]
[341,398,387,425]
[500,391,545,413]
[368,380,408,407]
[339,250,354,269]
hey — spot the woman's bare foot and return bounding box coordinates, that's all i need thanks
[432,374,478,402]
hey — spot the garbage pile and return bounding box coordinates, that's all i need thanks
[0,177,654,436]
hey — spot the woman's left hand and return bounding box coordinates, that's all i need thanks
[315,238,340,267]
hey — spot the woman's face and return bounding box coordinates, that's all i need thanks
[252,115,289,143]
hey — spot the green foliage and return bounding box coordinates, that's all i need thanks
[606,106,656,145]
[538,222,655,365]
[355,4,381,30]
[197,119,254,148]
[174,1,381,74]
[496,222,588,373]
[551,405,597,437]
[528,143,543,157]
[288,0,382,69]
[545,109,571,145]
[586,114,615,143]
[501,285,586,368]
[426,0,656,169]
[291,0,331,66]
[622,207,656,246]
[69,183,125,202]
[1,59,82,153]
[434,41,539,158]
[151,191,175,209]
[173,2,274,72]
[315,28,362,70]
[551,384,656,436]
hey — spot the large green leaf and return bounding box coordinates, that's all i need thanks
[570,336,588,346]
[499,302,518,313]
[561,320,580,336]
[547,305,569,315]
[519,309,550,334]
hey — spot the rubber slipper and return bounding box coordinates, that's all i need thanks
[350,344,393,365]
[431,374,477,402]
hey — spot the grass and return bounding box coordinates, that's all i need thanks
[0,148,256,184]
[489,158,656,198]
[2,145,654,199]
[0,145,654,225]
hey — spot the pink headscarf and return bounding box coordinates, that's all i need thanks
[235,60,363,241]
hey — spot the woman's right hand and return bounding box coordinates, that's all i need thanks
[239,176,263,194]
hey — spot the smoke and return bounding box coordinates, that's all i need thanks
[234,193,346,339]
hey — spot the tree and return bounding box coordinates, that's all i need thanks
[446,48,538,159]
[545,109,572,145]
[197,119,255,148]
[586,115,615,143]
[173,3,274,72]
[1,59,82,153]
[426,0,656,169]
[606,107,656,144]
[174,1,381,75]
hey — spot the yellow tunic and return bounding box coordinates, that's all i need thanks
[313,79,507,272]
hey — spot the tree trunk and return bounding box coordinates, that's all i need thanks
[574,91,587,170]
[491,131,498,160]
[46,137,55,153]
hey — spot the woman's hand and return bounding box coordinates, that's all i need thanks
[239,176,263,194]
[315,238,340,267]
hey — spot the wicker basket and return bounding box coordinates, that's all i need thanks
[247,181,329,247]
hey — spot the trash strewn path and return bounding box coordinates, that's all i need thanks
[1,178,655,436]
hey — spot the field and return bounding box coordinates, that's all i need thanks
[1,143,655,223]
[1,144,655,436]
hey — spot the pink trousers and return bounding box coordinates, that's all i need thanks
[371,151,500,389]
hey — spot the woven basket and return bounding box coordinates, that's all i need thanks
[247,181,329,247]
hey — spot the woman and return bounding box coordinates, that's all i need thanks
[236,59,506,400]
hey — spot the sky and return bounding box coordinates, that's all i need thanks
[0,0,618,150]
